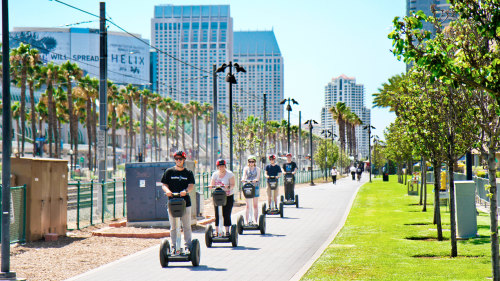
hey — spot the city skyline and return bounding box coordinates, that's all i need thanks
[11,0,406,140]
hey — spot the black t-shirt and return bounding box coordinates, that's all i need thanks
[265,164,282,178]
[160,167,195,207]
[283,162,297,174]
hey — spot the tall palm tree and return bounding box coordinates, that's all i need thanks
[329,102,348,154]
[60,61,83,164]
[123,84,139,161]
[159,97,174,157]
[150,92,162,161]
[373,73,405,115]
[38,62,62,158]
[10,43,41,156]
[107,81,123,170]
[26,63,42,156]
[11,101,21,155]
[202,103,213,169]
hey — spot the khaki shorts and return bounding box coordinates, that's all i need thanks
[267,183,279,198]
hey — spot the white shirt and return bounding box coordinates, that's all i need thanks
[331,169,337,176]
[211,170,235,196]
[350,166,357,173]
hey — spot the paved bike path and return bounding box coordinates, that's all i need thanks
[67,176,367,281]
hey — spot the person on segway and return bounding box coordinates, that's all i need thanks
[241,155,261,224]
[210,159,236,236]
[160,150,195,254]
[282,153,297,200]
[265,154,282,208]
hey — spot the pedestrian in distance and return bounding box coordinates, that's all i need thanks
[241,155,261,224]
[356,164,363,181]
[161,150,195,254]
[350,165,356,181]
[210,159,236,236]
[331,166,338,184]
[265,154,283,208]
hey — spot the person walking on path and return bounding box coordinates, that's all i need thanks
[331,166,338,184]
[350,165,356,181]
[161,150,195,253]
[241,155,261,223]
[265,154,282,208]
[210,159,236,236]
[356,165,363,181]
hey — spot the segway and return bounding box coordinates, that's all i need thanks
[262,176,284,218]
[205,186,238,247]
[237,181,266,234]
[281,172,299,208]
[159,193,200,267]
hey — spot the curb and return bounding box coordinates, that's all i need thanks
[91,227,170,239]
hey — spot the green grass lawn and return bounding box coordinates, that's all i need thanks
[302,175,492,280]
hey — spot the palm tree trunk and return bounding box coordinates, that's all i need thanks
[29,82,37,157]
[205,119,209,170]
[128,97,133,162]
[182,120,186,152]
[66,77,76,165]
[93,102,98,172]
[86,98,93,171]
[20,70,27,156]
[112,107,117,171]
[153,105,157,161]
[196,117,200,164]
[16,119,20,155]
[47,88,54,158]
[175,117,179,150]
[219,123,223,158]
[191,117,195,159]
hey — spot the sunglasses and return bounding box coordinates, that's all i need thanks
[174,158,183,161]
[248,160,256,163]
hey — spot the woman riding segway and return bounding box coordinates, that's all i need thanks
[238,155,266,234]
[210,159,236,236]
[241,155,260,223]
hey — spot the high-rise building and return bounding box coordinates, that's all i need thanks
[233,31,284,121]
[151,4,233,113]
[407,0,452,33]
[321,75,371,159]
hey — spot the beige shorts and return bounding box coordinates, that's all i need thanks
[267,184,279,198]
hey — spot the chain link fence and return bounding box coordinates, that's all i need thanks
[0,185,27,243]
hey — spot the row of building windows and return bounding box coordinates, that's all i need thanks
[154,5,229,19]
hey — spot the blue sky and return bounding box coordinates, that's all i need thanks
[9,0,404,140]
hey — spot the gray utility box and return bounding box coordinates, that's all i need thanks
[455,181,477,238]
[125,161,197,223]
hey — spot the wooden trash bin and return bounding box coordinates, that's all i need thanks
[11,157,68,241]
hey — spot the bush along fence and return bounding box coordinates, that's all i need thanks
[0,184,27,243]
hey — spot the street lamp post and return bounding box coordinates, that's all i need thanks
[216,61,246,171]
[373,135,379,178]
[363,125,375,183]
[305,119,317,186]
[280,98,299,153]
[321,129,332,180]
[69,149,74,177]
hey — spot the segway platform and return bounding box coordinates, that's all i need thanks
[262,177,284,217]
[205,187,238,247]
[281,173,299,208]
[237,182,266,234]
[159,194,200,267]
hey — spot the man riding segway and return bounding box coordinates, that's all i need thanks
[263,154,284,217]
[281,153,299,208]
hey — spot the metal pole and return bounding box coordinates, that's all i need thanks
[263,93,267,160]
[139,94,144,162]
[466,151,472,181]
[309,123,314,186]
[98,1,108,182]
[287,100,291,153]
[212,64,218,172]
[1,0,15,277]
[368,127,372,183]
[298,111,301,170]
[228,62,234,171]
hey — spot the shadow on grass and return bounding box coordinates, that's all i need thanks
[460,235,490,245]
[404,222,433,226]
[405,236,449,241]
[412,254,484,259]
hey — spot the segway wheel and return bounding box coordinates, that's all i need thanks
[295,195,299,208]
[279,202,284,218]
[190,239,200,266]
[259,214,266,235]
[262,203,267,216]
[159,239,170,267]
[205,225,213,248]
[280,195,284,203]
[230,224,238,247]
[237,215,244,235]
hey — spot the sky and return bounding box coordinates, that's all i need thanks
[8,0,404,140]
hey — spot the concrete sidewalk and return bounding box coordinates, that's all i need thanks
[66,175,368,281]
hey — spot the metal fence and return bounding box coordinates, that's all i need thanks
[67,179,126,230]
[0,185,27,243]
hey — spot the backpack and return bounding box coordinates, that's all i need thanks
[357,168,361,173]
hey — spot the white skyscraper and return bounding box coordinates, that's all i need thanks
[321,74,371,159]
[151,4,232,113]
[233,31,284,121]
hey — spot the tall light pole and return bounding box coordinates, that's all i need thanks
[373,135,379,178]
[305,119,317,186]
[280,98,299,153]
[363,125,375,183]
[321,129,332,180]
[216,61,246,171]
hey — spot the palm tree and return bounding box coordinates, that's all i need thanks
[60,61,83,164]
[159,97,174,157]
[107,81,122,171]
[373,73,405,115]
[26,63,42,156]
[150,92,162,161]
[38,62,62,158]
[123,84,139,161]
[202,103,213,169]
[329,102,348,154]
[12,101,21,155]
[10,43,41,156]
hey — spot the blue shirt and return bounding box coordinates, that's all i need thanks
[265,164,282,177]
